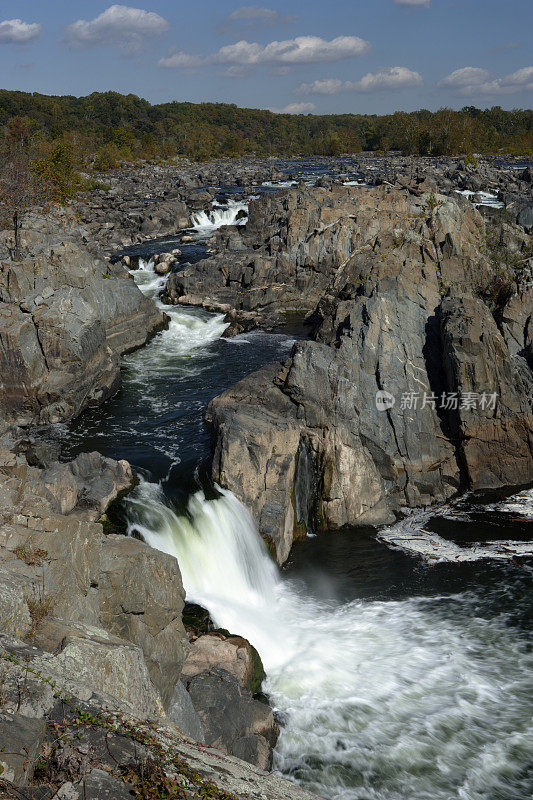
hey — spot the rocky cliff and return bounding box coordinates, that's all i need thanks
[205,187,533,563]
[0,199,295,797]
[0,208,167,425]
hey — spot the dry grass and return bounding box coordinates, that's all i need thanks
[12,545,48,566]
[26,595,55,637]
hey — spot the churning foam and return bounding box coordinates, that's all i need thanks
[124,480,533,800]
[190,199,249,231]
[130,258,229,367]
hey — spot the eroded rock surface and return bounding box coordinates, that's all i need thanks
[0,447,189,718]
[207,188,533,562]
[168,186,489,329]
[0,636,317,800]
[0,210,166,425]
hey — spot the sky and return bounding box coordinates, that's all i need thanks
[0,0,532,115]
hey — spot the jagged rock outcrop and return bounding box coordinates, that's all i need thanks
[0,442,283,771]
[0,449,189,718]
[73,159,279,249]
[0,635,318,800]
[441,292,533,488]
[98,535,189,707]
[168,185,491,329]
[185,669,278,771]
[0,212,166,425]
[175,626,275,768]
[207,188,533,562]
[500,265,533,361]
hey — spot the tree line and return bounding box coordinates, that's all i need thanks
[0,90,532,166]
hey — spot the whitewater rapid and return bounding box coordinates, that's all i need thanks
[129,258,228,364]
[124,480,533,800]
[190,198,249,232]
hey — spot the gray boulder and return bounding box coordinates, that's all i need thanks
[166,679,205,742]
[185,668,278,770]
[517,203,533,232]
[0,713,46,785]
[98,535,189,707]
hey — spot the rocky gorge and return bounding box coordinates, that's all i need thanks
[0,153,532,800]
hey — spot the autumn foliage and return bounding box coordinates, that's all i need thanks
[0,116,80,258]
[0,90,531,166]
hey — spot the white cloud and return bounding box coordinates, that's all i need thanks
[394,0,431,7]
[270,102,316,114]
[64,5,169,51]
[158,51,204,69]
[217,6,297,33]
[158,34,370,69]
[217,36,370,64]
[298,78,344,95]
[298,67,423,95]
[439,67,491,88]
[0,18,41,44]
[439,65,533,95]
[504,66,533,87]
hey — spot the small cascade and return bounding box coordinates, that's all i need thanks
[454,188,504,208]
[190,199,249,231]
[132,257,167,298]
[128,257,229,364]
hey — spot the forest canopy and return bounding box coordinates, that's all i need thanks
[0,89,532,165]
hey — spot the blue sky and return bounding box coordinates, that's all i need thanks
[0,1,532,114]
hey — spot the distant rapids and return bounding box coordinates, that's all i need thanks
[190,198,249,231]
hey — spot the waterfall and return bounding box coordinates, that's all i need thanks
[190,199,249,231]
[123,480,533,800]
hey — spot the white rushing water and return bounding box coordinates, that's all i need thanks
[454,189,504,209]
[343,180,371,187]
[119,258,228,467]
[378,502,533,564]
[131,258,229,365]
[124,480,533,800]
[190,198,249,232]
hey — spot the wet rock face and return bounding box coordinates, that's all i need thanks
[207,188,533,563]
[0,216,166,426]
